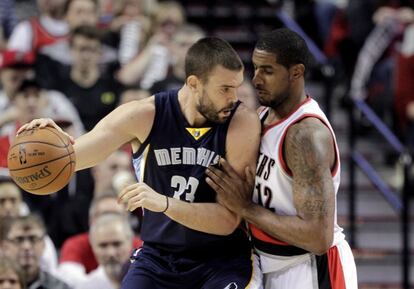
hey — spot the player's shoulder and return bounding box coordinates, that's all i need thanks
[231,103,261,130]
[118,95,156,116]
[285,117,333,152]
[288,117,331,137]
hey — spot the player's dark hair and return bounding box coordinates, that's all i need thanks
[64,0,98,15]
[185,37,243,83]
[255,28,311,69]
[69,25,102,46]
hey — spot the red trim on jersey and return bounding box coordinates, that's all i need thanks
[277,113,340,177]
[328,246,346,289]
[262,96,312,135]
[249,223,290,245]
[30,18,67,51]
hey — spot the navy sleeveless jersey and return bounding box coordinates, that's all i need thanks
[132,89,250,254]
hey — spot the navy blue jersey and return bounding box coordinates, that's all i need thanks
[132,89,249,254]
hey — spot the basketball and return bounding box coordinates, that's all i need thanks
[7,127,76,195]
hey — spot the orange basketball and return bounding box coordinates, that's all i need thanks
[7,127,76,195]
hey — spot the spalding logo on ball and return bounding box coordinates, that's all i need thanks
[7,127,76,195]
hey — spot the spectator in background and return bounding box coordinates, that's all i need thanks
[0,74,84,166]
[0,256,26,289]
[0,51,84,137]
[0,51,34,130]
[39,0,118,66]
[105,0,151,65]
[0,176,58,275]
[0,0,18,50]
[1,215,70,289]
[349,2,414,131]
[0,176,29,218]
[57,193,142,288]
[395,12,414,151]
[37,25,123,131]
[7,0,68,52]
[117,1,186,89]
[149,24,204,95]
[0,74,89,248]
[76,213,135,289]
[0,77,49,170]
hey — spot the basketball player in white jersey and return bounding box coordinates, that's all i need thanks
[206,28,358,289]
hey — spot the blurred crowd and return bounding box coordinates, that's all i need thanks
[0,0,413,288]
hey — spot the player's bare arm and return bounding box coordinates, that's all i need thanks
[207,117,335,254]
[246,118,335,254]
[17,97,156,171]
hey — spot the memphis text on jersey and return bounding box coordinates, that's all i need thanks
[154,147,220,167]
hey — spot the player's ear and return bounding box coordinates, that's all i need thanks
[289,64,305,81]
[186,75,199,91]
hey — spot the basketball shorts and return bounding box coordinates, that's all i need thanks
[121,244,263,289]
[263,242,357,289]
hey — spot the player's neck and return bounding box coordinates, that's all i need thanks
[178,86,208,127]
[268,91,307,124]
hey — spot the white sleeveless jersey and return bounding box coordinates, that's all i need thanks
[250,97,345,273]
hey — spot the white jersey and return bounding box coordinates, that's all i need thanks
[250,97,345,273]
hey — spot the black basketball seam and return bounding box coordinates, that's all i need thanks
[9,151,75,172]
[29,161,75,192]
[9,140,68,150]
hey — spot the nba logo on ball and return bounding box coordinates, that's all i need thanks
[7,127,76,195]
[18,145,27,165]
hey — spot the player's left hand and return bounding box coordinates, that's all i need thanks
[206,158,255,214]
[118,183,168,213]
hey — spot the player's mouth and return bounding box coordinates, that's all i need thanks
[256,88,269,96]
[221,110,232,117]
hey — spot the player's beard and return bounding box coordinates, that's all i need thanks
[257,86,290,109]
[197,88,234,124]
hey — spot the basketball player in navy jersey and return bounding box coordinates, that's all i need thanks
[18,37,263,289]
[206,29,358,289]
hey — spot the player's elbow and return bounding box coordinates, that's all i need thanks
[311,228,333,255]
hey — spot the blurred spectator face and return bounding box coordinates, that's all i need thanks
[0,182,21,218]
[71,35,101,69]
[154,2,185,38]
[66,0,98,29]
[0,69,29,99]
[3,222,45,282]
[12,87,47,124]
[36,0,66,16]
[91,197,125,223]
[116,0,143,18]
[90,219,132,282]
[0,269,21,289]
[171,29,204,69]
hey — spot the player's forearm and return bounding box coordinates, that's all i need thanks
[241,203,333,255]
[73,124,130,171]
[165,198,241,235]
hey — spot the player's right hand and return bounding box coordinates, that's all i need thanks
[16,118,75,144]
